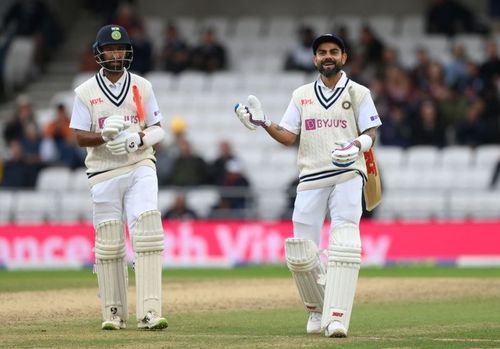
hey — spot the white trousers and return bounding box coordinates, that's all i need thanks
[292,175,363,246]
[90,166,158,235]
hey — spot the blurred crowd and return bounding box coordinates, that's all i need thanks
[1,0,500,220]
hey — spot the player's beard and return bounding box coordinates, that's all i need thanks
[317,59,343,78]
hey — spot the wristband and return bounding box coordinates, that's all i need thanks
[355,134,373,152]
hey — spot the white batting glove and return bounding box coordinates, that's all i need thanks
[101,115,128,141]
[234,95,271,129]
[331,141,360,168]
[234,103,257,130]
[247,95,271,128]
[106,131,141,155]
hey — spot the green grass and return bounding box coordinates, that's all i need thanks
[0,265,498,293]
[1,299,499,348]
[1,265,499,348]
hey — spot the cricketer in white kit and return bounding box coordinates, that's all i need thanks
[235,34,382,338]
[70,24,168,330]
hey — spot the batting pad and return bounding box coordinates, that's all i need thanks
[321,223,361,331]
[285,238,326,313]
[133,210,165,320]
[94,220,128,322]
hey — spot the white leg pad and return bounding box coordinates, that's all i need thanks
[321,223,361,331]
[285,238,326,313]
[95,220,128,323]
[133,210,165,321]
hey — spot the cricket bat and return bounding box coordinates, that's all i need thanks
[363,148,382,211]
[132,84,145,129]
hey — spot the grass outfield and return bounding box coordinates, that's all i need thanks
[1,266,499,348]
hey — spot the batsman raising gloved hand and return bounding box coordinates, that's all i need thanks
[234,33,382,338]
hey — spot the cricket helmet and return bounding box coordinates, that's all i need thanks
[93,24,133,72]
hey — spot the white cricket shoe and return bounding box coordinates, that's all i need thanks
[325,321,347,338]
[137,311,168,330]
[102,315,125,330]
[306,312,322,334]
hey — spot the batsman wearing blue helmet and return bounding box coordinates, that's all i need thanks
[70,24,168,331]
[235,34,381,338]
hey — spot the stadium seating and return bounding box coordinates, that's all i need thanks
[0,191,14,223]
[2,15,499,224]
[36,167,72,192]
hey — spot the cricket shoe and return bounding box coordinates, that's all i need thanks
[306,312,322,334]
[138,311,168,330]
[102,315,126,330]
[325,320,347,338]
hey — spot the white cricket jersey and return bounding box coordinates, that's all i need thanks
[279,72,382,191]
[70,68,163,186]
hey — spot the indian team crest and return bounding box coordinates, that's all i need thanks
[111,29,122,40]
[342,101,351,109]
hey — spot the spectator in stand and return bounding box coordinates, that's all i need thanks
[111,3,141,33]
[20,121,43,168]
[156,116,187,186]
[411,99,446,147]
[191,28,227,72]
[129,24,153,74]
[444,44,468,88]
[167,138,210,186]
[426,0,489,36]
[463,61,485,99]
[210,140,237,185]
[1,0,63,71]
[162,192,198,220]
[425,61,448,101]
[336,25,353,57]
[210,159,251,219]
[439,84,468,130]
[284,26,317,72]
[384,65,415,105]
[411,47,432,90]
[43,104,84,168]
[455,98,493,146]
[160,23,191,74]
[357,25,385,68]
[0,140,39,188]
[377,47,401,79]
[479,40,500,86]
[3,94,37,144]
[379,104,412,148]
[79,41,101,71]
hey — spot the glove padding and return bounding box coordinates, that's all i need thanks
[331,141,360,168]
[234,103,257,130]
[106,130,141,155]
[101,115,128,141]
[234,95,271,129]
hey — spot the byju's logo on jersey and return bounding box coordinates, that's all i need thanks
[305,119,316,130]
[301,99,314,105]
[305,118,348,131]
